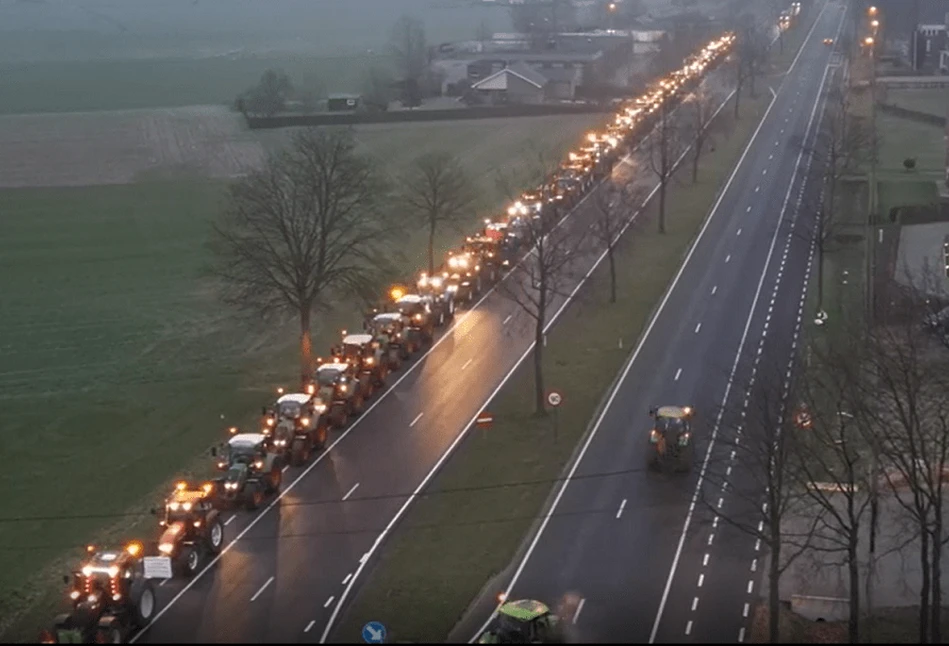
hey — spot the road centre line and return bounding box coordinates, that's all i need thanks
[342,483,360,501]
[342,573,352,585]
[711,285,717,295]
[674,368,682,381]
[503,313,513,325]
[324,596,335,608]
[250,576,274,602]
[572,598,586,624]
[725,254,731,263]
[695,322,702,333]
[616,499,627,519]
[462,358,473,371]
[343,81,744,646]
[305,620,316,633]
[650,5,840,642]
[410,412,424,427]
[224,515,235,526]
[737,228,742,236]
[470,58,787,646]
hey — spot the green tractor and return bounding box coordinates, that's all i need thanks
[365,311,412,364]
[210,431,283,510]
[39,542,157,644]
[312,360,366,428]
[478,599,564,644]
[264,391,330,466]
[416,273,456,326]
[336,332,390,388]
[646,405,695,472]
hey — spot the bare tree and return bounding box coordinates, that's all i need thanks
[399,151,477,276]
[732,14,768,119]
[591,180,645,303]
[389,14,427,105]
[769,0,786,55]
[647,102,684,234]
[685,85,721,183]
[475,19,492,48]
[362,66,394,111]
[236,68,294,117]
[854,292,949,644]
[700,362,815,643]
[211,128,393,382]
[497,215,586,415]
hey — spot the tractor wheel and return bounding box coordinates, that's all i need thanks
[467,289,474,304]
[438,310,445,327]
[333,405,349,429]
[400,344,411,360]
[129,580,156,627]
[245,484,264,510]
[314,426,328,450]
[94,627,123,644]
[207,517,225,554]
[181,545,202,577]
[353,394,365,414]
[268,467,282,494]
[390,354,402,370]
[448,299,455,316]
[291,438,311,466]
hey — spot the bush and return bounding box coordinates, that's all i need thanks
[904,157,917,171]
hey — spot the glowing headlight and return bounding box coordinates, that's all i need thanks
[414,313,423,321]
[300,417,310,426]
[447,284,458,293]
[365,357,374,365]
[253,460,264,470]
[431,276,443,289]
[182,502,192,511]
[224,482,238,490]
[158,543,174,555]
[87,594,98,604]
[275,439,286,446]
[650,430,660,443]
[678,433,691,447]
[168,501,179,511]
[315,404,327,413]
[683,406,693,416]
[69,590,80,600]
[81,566,93,577]
[340,384,347,392]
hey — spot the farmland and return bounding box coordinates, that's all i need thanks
[0,110,603,630]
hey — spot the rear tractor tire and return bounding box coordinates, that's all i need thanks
[207,517,225,554]
[291,437,311,467]
[181,545,202,577]
[245,484,264,511]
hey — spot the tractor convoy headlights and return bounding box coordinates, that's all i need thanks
[224,481,238,490]
[158,543,174,555]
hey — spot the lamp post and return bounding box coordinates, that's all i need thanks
[865,9,880,324]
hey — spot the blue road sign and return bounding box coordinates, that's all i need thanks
[362,621,387,644]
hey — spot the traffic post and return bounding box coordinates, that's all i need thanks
[547,390,563,442]
[476,410,494,439]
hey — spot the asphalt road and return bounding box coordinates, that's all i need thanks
[463,1,849,643]
[129,53,736,645]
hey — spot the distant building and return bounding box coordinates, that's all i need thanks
[470,62,549,104]
[327,94,361,111]
[467,51,601,91]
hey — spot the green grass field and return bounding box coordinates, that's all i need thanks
[884,87,949,119]
[335,88,774,643]
[0,113,604,637]
[877,113,945,174]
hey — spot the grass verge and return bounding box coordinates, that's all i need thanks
[333,88,773,643]
[749,602,949,643]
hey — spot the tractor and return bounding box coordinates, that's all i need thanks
[264,391,329,465]
[210,431,283,510]
[477,599,564,644]
[335,331,391,388]
[152,481,224,577]
[416,272,456,326]
[39,542,157,644]
[365,311,412,364]
[646,405,695,472]
[392,292,437,346]
[312,360,365,428]
[442,249,482,304]
[464,233,514,284]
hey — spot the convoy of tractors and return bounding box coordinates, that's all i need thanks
[39,32,737,643]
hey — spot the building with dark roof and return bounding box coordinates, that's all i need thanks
[470,62,550,104]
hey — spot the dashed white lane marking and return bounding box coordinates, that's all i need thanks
[692,597,699,611]
[616,499,627,519]
[743,602,750,617]
[686,620,693,635]
[674,368,682,381]
[711,285,717,295]
[410,412,424,427]
[695,322,702,333]
[774,140,779,146]
[250,576,274,602]
[781,128,785,133]
[462,358,473,371]
[342,573,352,585]
[698,574,704,587]
[702,553,709,566]
[305,620,316,633]
[737,228,742,236]
[769,153,774,160]
[282,465,289,473]
[754,185,760,192]
[503,313,513,325]
[342,483,360,501]
[725,254,731,263]
[159,578,167,587]
[751,559,757,572]
[739,626,746,642]
[572,598,586,624]
[747,580,754,594]
[746,205,751,212]
[324,595,335,608]
[225,515,235,526]
[762,168,768,175]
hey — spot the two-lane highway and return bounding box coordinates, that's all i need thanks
[130,57,738,644]
[468,1,845,643]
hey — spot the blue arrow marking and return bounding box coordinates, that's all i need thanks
[362,621,387,644]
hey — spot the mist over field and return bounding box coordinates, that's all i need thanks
[0,0,512,62]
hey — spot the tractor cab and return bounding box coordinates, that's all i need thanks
[365,311,411,367]
[478,599,562,644]
[415,274,456,325]
[314,361,365,427]
[394,293,437,343]
[442,250,481,304]
[212,432,283,508]
[465,234,515,273]
[41,542,156,644]
[647,405,695,472]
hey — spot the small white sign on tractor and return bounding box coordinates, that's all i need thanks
[143,556,173,579]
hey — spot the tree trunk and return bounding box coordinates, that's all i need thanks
[428,221,436,276]
[866,448,879,641]
[920,528,932,643]
[734,80,742,120]
[299,308,313,387]
[608,244,617,303]
[658,178,667,234]
[847,520,861,643]
[769,539,781,643]
[931,504,943,644]
[533,313,546,416]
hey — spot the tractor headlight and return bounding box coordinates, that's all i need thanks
[81,566,93,577]
[168,501,179,511]
[69,590,80,600]
[315,404,327,413]
[158,543,174,555]
[275,439,286,446]
[253,460,264,470]
[182,502,192,511]
[679,433,691,447]
[300,417,310,426]
[339,384,347,393]
[224,482,238,490]
[650,430,660,443]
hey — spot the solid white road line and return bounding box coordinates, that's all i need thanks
[342,483,360,501]
[250,576,274,602]
[336,85,742,646]
[649,5,843,642]
[410,412,424,427]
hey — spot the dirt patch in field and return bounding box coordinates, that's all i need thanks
[0,105,265,188]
